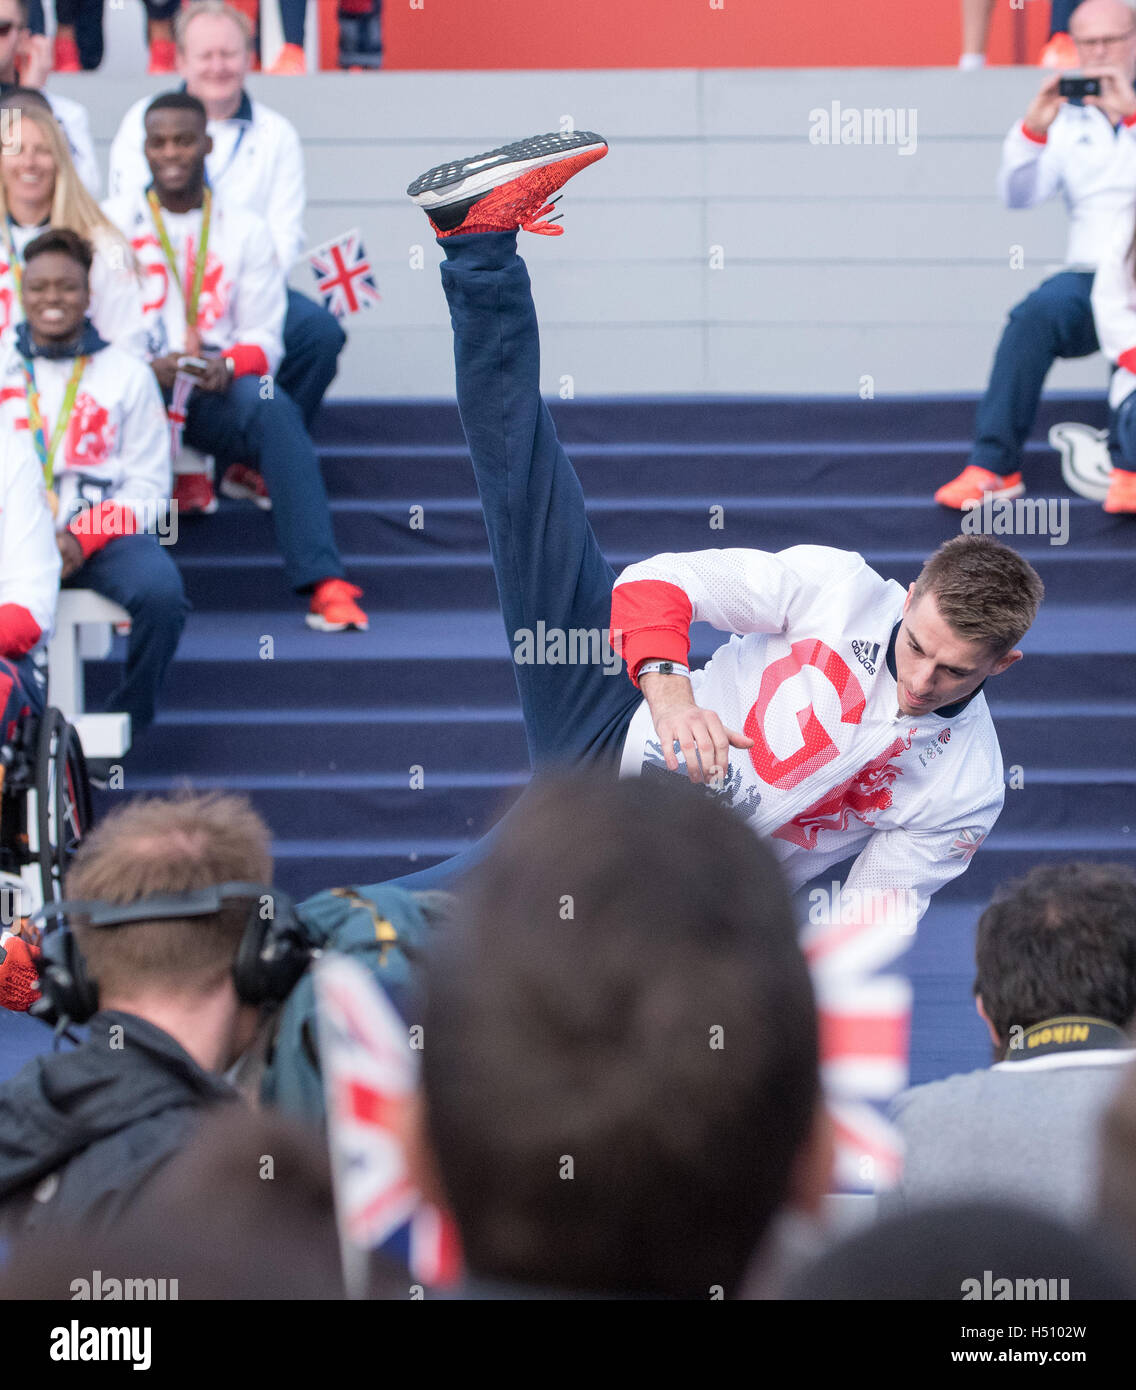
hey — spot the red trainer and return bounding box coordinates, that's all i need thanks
[173,471,218,516]
[407,130,608,238]
[307,579,368,632]
[934,466,1025,511]
[53,33,80,72]
[0,934,41,1013]
[1103,467,1136,514]
[220,462,272,510]
[267,42,306,74]
[148,37,177,73]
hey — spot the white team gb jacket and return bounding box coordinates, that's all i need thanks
[0,428,60,656]
[107,92,307,271]
[998,104,1136,270]
[612,545,1006,924]
[1089,224,1136,408]
[101,189,285,376]
[0,333,171,547]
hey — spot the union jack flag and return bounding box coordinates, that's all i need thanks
[948,826,987,863]
[307,228,381,318]
[315,955,461,1291]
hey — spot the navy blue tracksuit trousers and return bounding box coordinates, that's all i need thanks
[386,231,642,891]
[970,270,1098,478]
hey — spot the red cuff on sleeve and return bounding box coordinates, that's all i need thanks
[69,501,138,559]
[1118,348,1136,375]
[0,604,43,659]
[1021,121,1048,145]
[222,345,269,379]
[610,579,694,686]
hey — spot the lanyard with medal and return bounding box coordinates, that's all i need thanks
[146,185,213,357]
[20,353,89,518]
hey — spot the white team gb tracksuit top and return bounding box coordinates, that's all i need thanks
[0,330,171,552]
[0,428,60,656]
[100,189,285,375]
[999,103,1136,270]
[612,545,1006,923]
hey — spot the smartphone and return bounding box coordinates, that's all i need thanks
[1059,76,1102,99]
[177,356,209,376]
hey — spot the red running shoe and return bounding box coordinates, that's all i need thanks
[53,33,80,72]
[173,471,218,516]
[220,462,272,510]
[307,578,368,632]
[406,130,608,238]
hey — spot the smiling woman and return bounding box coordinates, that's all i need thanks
[0,102,146,356]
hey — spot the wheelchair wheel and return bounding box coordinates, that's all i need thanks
[35,708,94,906]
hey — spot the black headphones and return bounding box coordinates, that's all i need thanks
[29,881,313,1031]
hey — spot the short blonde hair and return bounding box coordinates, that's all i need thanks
[67,790,273,1000]
[174,0,253,52]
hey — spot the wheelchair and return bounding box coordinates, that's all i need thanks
[0,706,94,913]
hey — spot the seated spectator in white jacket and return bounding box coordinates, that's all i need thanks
[1089,205,1136,513]
[934,0,1136,512]
[0,228,186,768]
[0,0,99,195]
[108,2,346,463]
[0,342,58,729]
[103,93,367,634]
[890,862,1136,1221]
[0,98,144,354]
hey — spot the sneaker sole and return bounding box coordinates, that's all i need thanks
[176,499,219,516]
[407,131,607,211]
[219,480,272,511]
[958,481,1027,510]
[305,614,369,632]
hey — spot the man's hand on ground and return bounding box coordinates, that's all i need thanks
[641,671,753,786]
[1023,72,1067,136]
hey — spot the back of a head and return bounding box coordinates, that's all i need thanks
[787,1200,1136,1300]
[0,1109,390,1299]
[974,862,1136,1047]
[65,790,273,1001]
[423,771,819,1298]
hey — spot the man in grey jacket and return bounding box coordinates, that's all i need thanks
[890,862,1136,1220]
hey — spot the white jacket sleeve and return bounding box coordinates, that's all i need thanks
[88,235,149,360]
[112,359,172,518]
[997,120,1063,209]
[106,102,151,205]
[1091,225,1136,364]
[611,544,866,677]
[264,116,307,271]
[0,441,61,652]
[232,219,286,376]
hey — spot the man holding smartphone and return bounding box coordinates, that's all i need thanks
[935,0,1136,511]
[103,91,367,634]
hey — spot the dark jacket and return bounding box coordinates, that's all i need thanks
[0,1010,236,1238]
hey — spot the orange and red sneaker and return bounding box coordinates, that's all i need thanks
[1103,467,1136,514]
[407,130,608,239]
[1039,32,1078,69]
[53,33,80,72]
[220,462,272,511]
[934,466,1025,511]
[307,578,368,632]
[267,42,307,75]
[173,471,218,516]
[148,38,177,73]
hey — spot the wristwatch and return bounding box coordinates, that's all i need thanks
[637,660,691,679]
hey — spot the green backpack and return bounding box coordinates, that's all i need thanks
[258,883,451,1126]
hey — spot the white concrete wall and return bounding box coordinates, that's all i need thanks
[51,64,1104,398]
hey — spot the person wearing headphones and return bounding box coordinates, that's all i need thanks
[0,790,312,1238]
